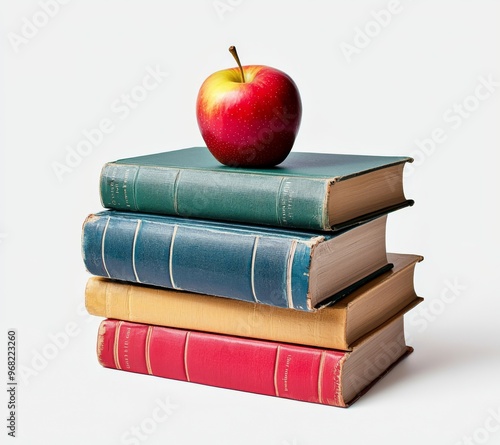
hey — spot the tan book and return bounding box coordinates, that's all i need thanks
[85,253,423,350]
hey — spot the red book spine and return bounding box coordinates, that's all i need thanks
[97,319,347,406]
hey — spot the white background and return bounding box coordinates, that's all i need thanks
[1,1,499,444]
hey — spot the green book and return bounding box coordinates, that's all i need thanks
[100,147,413,231]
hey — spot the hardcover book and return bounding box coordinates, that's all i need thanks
[99,147,413,231]
[86,253,423,350]
[96,315,411,407]
[81,211,388,311]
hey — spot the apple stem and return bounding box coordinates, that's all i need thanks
[229,45,245,83]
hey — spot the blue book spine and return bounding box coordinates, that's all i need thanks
[82,212,313,310]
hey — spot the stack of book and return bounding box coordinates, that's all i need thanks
[81,146,423,407]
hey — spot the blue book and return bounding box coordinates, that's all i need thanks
[81,211,389,311]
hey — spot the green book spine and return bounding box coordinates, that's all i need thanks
[100,163,330,230]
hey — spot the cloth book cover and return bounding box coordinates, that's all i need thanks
[100,147,413,230]
[96,316,412,407]
[81,211,389,311]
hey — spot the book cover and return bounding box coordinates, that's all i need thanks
[86,253,423,350]
[81,211,388,311]
[100,147,413,230]
[96,316,412,407]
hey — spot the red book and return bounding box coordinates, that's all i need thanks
[97,316,412,407]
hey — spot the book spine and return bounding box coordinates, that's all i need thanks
[81,213,312,310]
[97,319,347,407]
[100,163,330,230]
[85,277,349,349]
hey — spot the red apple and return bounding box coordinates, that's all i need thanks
[196,46,302,167]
